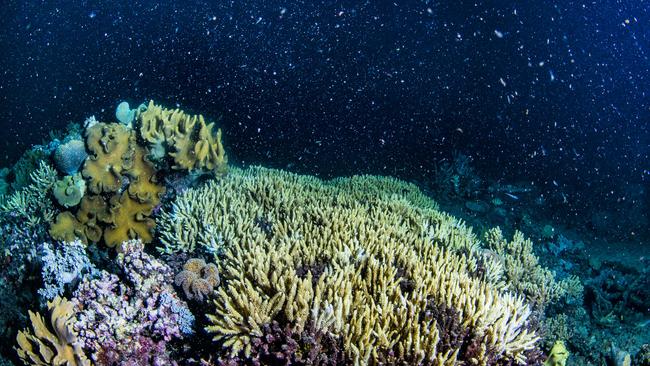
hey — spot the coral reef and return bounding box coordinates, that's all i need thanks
[82,122,135,194]
[72,240,193,363]
[483,228,583,312]
[1,161,58,231]
[51,121,165,247]
[15,296,91,366]
[164,167,541,364]
[136,100,228,173]
[174,258,220,301]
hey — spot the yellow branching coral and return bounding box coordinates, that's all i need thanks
[15,296,91,366]
[136,100,227,173]
[483,228,583,311]
[82,122,135,194]
[163,167,540,364]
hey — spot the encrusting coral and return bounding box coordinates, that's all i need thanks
[15,296,91,366]
[71,240,193,364]
[174,258,220,301]
[136,100,228,174]
[162,166,541,365]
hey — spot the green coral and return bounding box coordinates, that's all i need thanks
[52,173,86,208]
[0,161,58,230]
[544,340,569,366]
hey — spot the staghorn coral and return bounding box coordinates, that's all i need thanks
[15,296,91,366]
[483,228,583,312]
[163,167,541,364]
[52,173,86,208]
[1,161,58,231]
[71,240,193,363]
[174,258,220,301]
[136,100,227,173]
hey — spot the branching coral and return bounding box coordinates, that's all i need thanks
[174,258,220,301]
[15,296,91,366]
[136,100,227,174]
[163,166,541,364]
[483,228,583,312]
[1,161,58,231]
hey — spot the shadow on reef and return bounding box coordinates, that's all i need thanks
[0,101,647,366]
[422,152,650,366]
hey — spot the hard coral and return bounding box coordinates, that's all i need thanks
[15,296,91,366]
[54,139,87,175]
[72,240,193,363]
[136,100,227,174]
[166,167,540,364]
[174,258,220,301]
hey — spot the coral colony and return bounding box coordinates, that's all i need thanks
[0,101,644,365]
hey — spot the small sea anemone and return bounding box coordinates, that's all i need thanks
[174,258,219,301]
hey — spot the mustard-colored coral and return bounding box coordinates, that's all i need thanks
[164,167,540,364]
[52,120,165,247]
[544,341,569,366]
[15,296,91,366]
[82,122,135,194]
[136,100,227,173]
[103,192,155,248]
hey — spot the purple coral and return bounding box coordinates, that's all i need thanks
[71,240,194,364]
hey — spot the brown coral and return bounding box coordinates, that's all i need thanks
[103,192,156,248]
[175,258,220,301]
[51,120,165,248]
[82,123,135,194]
[136,100,227,174]
[15,296,91,366]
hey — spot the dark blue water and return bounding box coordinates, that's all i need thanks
[1,0,648,235]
